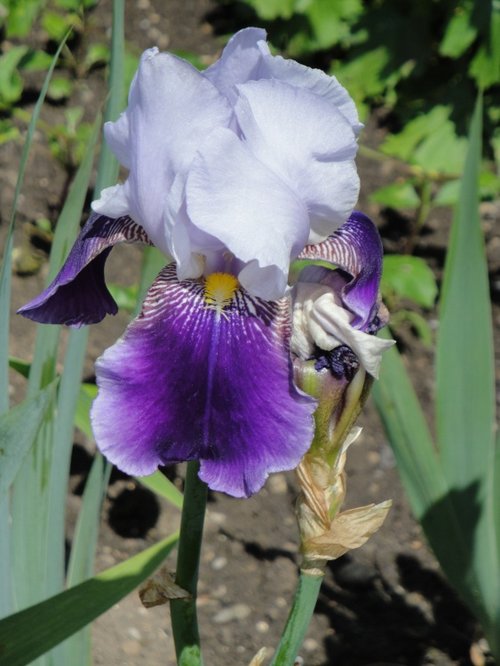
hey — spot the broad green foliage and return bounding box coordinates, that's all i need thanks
[381,255,437,309]
[380,106,468,176]
[381,255,438,345]
[370,181,420,210]
[0,0,108,147]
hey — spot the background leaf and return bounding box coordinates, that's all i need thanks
[381,255,438,308]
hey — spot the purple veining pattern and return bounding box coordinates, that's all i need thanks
[91,264,316,497]
[298,211,383,330]
[18,213,151,327]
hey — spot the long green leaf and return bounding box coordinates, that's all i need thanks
[11,113,102,620]
[436,95,494,490]
[0,381,57,619]
[0,37,71,619]
[64,4,126,664]
[0,533,179,666]
[372,339,479,613]
[63,455,111,665]
[372,335,445,518]
[94,0,125,197]
[45,329,91,595]
[0,31,70,415]
[0,381,57,502]
[74,383,97,439]
[436,95,498,631]
[0,28,66,613]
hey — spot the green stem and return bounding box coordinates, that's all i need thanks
[270,571,324,666]
[170,461,208,665]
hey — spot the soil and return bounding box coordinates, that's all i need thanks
[2,1,500,665]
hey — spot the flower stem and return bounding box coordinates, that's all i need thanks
[270,570,324,666]
[170,461,208,665]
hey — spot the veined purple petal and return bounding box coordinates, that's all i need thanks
[18,213,151,327]
[298,211,383,330]
[91,264,316,498]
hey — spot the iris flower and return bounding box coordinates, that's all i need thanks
[19,28,391,498]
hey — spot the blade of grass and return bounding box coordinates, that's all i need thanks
[8,357,30,378]
[0,532,179,666]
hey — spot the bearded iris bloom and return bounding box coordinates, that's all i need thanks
[19,28,390,498]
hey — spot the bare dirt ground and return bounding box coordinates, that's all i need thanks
[3,0,500,664]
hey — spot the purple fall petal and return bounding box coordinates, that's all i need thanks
[298,211,383,330]
[18,213,151,327]
[91,264,316,498]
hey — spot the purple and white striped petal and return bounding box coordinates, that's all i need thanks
[18,213,151,327]
[298,211,383,330]
[91,264,316,498]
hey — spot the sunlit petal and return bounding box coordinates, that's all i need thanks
[91,265,316,497]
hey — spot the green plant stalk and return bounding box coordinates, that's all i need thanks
[270,571,324,666]
[170,461,208,665]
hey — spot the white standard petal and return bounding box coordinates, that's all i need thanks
[185,127,309,300]
[203,27,270,104]
[292,283,394,378]
[91,183,130,218]
[261,54,362,134]
[121,48,232,256]
[234,79,360,242]
[103,110,131,169]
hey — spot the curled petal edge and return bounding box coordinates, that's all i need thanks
[18,213,152,327]
[298,211,383,330]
